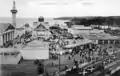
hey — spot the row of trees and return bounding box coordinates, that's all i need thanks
[67,16,120,26]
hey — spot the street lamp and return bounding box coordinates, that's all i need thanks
[58,48,63,76]
[56,37,63,76]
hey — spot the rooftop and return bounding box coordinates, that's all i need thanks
[0,23,15,34]
[72,25,92,30]
[84,33,120,40]
[64,38,93,48]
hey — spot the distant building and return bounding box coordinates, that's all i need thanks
[72,25,92,30]
[69,25,93,35]
[64,21,73,28]
[85,33,120,44]
[0,23,15,46]
[69,25,105,35]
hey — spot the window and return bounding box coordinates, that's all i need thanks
[98,40,103,44]
[115,40,119,44]
[4,52,9,56]
[0,53,3,55]
[104,40,108,44]
[110,40,114,44]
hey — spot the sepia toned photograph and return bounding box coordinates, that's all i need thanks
[0,0,120,76]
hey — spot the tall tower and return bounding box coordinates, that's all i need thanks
[11,0,17,28]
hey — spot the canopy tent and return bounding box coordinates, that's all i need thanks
[64,39,93,48]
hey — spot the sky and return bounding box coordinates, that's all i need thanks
[0,0,120,18]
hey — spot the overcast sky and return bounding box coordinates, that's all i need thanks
[0,0,120,18]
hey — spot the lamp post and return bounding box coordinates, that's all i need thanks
[58,47,63,75]
[57,37,63,76]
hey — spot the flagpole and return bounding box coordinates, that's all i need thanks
[58,37,62,76]
[59,39,61,76]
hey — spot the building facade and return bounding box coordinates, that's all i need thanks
[85,34,120,45]
[0,23,15,46]
[33,22,51,39]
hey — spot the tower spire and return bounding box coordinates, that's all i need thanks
[11,0,17,28]
[13,0,16,9]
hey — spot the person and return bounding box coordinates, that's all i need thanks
[37,62,44,76]
[65,64,68,70]
[52,62,54,66]
[34,59,40,65]
[68,56,71,60]
[34,59,44,76]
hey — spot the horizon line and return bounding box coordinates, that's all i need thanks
[0,15,120,19]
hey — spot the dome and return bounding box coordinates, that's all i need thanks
[24,23,30,27]
[38,16,44,22]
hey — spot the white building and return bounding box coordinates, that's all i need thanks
[69,25,92,35]
[85,33,120,44]
[72,25,92,30]
[32,22,51,39]
[0,23,15,46]
[20,40,49,60]
[68,25,105,35]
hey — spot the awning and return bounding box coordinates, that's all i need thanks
[64,39,93,48]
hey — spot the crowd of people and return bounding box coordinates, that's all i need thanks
[13,30,33,47]
[70,43,118,64]
[37,27,119,76]
[12,23,119,76]
[49,37,69,59]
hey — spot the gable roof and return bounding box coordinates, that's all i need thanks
[35,23,48,31]
[84,33,120,40]
[0,23,15,34]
